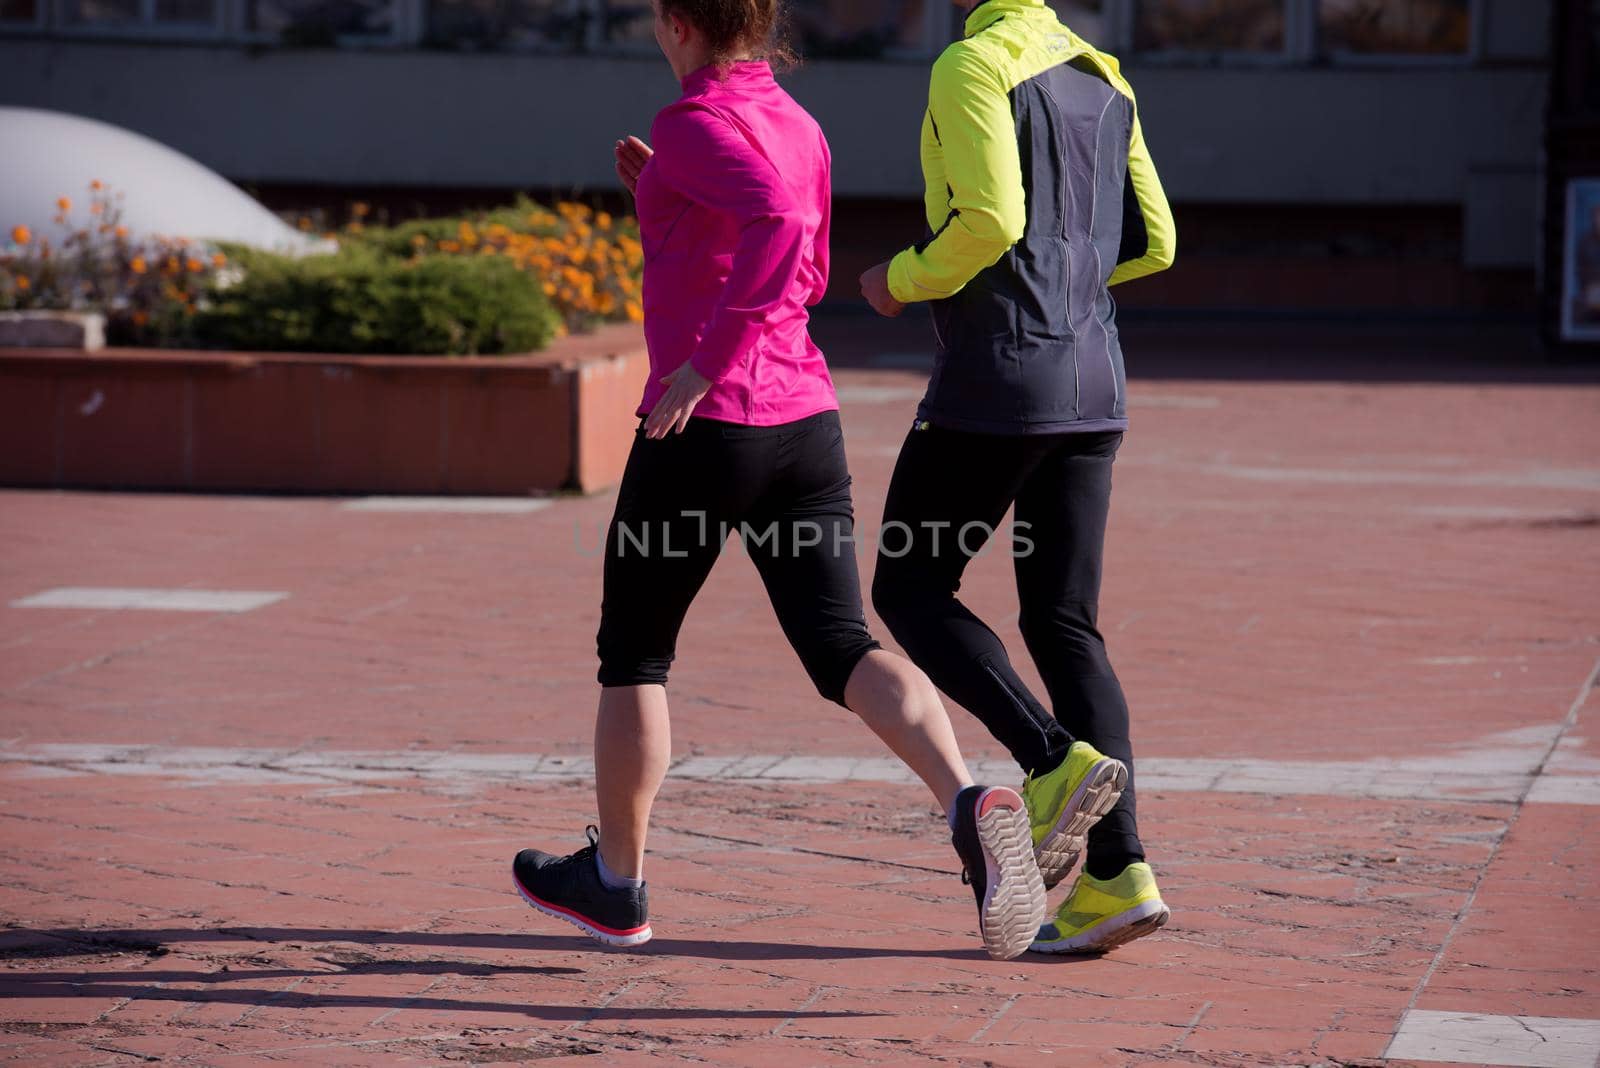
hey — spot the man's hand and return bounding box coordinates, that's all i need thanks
[644,362,712,439]
[615,136,653,196]
[859,261,905,318]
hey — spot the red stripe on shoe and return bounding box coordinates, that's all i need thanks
[977,785,1023,818]
[513,877,650,938]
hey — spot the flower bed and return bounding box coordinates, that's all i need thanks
[3,186,644,357]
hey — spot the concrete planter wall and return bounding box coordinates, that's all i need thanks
[0,323,649,496]
[0,311,107,351]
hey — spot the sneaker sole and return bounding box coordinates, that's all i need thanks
[1034,758,1128,891]
[512,876,653,948]
[975,786,1048,961]
[1029,899,1170,955]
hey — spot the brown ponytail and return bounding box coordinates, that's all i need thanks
[658,0,798,71]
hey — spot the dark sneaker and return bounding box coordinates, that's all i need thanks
[512,826,652,947]
[950,785,1047,960]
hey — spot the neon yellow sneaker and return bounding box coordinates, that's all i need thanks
[1031,862,1169,954]
[1020,741,1127,890]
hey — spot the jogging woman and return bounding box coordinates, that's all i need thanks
[860,0,1178,954]
[512,0,1045,961]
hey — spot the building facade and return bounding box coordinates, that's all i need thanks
[1,1,1554,312]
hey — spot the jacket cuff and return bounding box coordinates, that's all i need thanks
[887,251,923,305]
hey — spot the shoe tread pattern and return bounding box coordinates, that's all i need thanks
[1035,759,1128,890]
[976,798,1048,960]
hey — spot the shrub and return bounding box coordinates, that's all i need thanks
[192,245,560,356]
[338,197,644,335]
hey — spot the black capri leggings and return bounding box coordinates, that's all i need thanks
[596,409,880,706]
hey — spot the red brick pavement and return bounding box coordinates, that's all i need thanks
[0,319,1597,1065]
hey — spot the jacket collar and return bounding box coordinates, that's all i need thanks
[681,59,774,96]
[965,0,1045,38]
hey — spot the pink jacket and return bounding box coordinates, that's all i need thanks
[634,61,838,426]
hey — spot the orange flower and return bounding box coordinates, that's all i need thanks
[131,310,149,327]
[212,252,226,268]
[56,197,71,213]
[410,234,427,248]
[89,203,103,215]
[14,275,30,292]
[90,179,104,192]
[114,225,129,240]
[345,221,364,234]
[10,225,29,245]
[130,256,148,274]
[185,257,203,272]
[351,201,370,218]
[297,216,313,232]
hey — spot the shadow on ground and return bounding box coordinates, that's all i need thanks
[0,926,1105,967]
[0,925,1103,1019]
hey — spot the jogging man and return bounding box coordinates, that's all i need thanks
[860,0,1176,954]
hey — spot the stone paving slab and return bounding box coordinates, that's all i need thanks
[1,321,1598,1064]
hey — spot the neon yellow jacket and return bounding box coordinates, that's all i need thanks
[889,0,1175,303]
[886,0,1177,433]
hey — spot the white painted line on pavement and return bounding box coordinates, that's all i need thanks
[10,588,288,613]
[3,727,1594,803]
[1386,1010,1600,1068]
[1198,464,1600,492]
[1406,505,1598,522]
[342,498,551,514]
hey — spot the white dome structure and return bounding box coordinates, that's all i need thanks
[1,107,331,255]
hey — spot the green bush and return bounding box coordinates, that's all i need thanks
[193,245,559,356]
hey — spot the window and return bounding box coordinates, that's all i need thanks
[1134,0,1285,53]
[426,0,581,49]
[597,0,651,46]
[1048,1,1107,48]
[61,0,217,26]
[1318,0,1470,56]
[790,0,930,59]
[253,0,395,41]
[1,0,40,22]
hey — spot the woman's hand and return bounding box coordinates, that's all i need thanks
[615,136,654,196]
[859,261,905,318]
[644,362,712,439]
